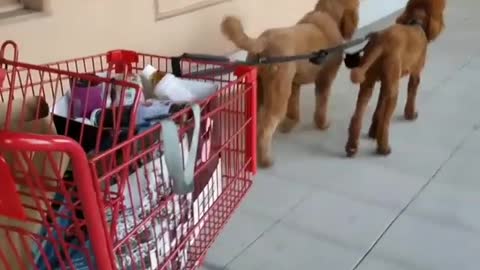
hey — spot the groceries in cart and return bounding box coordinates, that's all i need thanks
[51,65,219,152]
[33,134,223,270]
[42,66,222,269]
[1,60,220,269]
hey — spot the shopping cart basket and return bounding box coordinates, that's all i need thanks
[0,40,257,270]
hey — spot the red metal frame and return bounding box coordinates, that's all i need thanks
[0,40,257,270]
[0,131,114,270]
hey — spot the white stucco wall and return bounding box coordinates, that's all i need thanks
[230,0,408,60]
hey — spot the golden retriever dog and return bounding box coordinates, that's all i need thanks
[221,0,360,167]
[344,0,446,157]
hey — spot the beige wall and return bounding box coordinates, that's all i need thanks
[0,0,318,64]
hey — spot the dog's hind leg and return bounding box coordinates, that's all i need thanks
[257,65,295,168]
[346,77,376,157]
[404,74,420,120]
[314,54,343,130]
[278,83,301,133]
[376,82,399,155]
[376,61,401,156]
[368,87,384,139]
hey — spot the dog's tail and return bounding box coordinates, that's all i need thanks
[221,16,267,54]
[350,34,383,84]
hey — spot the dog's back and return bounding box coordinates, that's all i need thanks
[222,9,343,55]
[348,0,446,83]
[349,24,428,83]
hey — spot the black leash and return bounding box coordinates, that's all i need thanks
[171,33,373,78]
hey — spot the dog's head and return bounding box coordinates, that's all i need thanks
[396,0,446,42]
[314,0,360,40]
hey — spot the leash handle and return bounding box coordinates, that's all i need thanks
[181,53,231,63]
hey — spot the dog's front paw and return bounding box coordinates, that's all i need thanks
[345,141,358,157]
[258,155,274,168]
[257,136,274,168]
[314,115,331,131]
[404,111,419,121]
[376,145,392,156]
[279,117,298,133]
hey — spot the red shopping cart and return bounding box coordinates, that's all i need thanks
[0,40,257,270]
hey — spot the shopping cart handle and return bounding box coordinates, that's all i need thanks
[171,54,231,77]
[181,53,231,63]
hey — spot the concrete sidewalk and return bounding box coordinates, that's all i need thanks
[203,1,480,269]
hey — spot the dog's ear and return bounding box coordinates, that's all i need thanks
[340,9,359,40]
[400,0,446,41]
[426,12,445,41]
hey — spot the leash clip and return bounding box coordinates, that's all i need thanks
[309,50,329,65]
[257,57,268,64]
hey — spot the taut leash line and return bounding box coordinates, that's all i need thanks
[171,33,373,78]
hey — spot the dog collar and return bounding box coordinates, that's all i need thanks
[404,19,427,34]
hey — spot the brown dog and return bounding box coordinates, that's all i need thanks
[344,0,446,157]
[221,0,360,167]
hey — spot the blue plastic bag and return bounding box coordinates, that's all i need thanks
[33,173,96,270]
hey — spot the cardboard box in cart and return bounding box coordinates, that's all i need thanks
[0,42,257,270]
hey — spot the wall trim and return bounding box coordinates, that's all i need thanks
[154,0,231,21]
